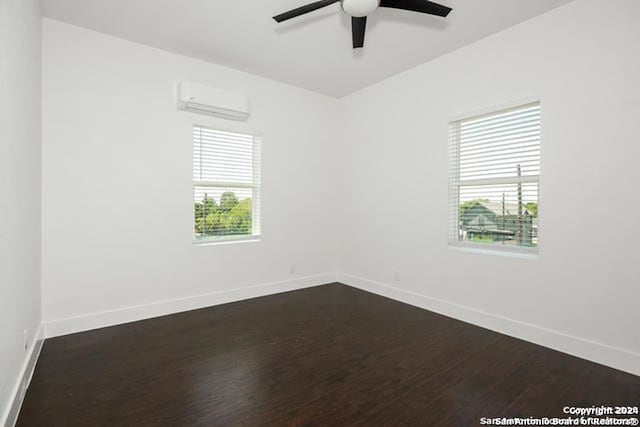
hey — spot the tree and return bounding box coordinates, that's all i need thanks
[203,195,217,213]
[228,199,252,234]
[204,212,221,234]
[194,194,219,234]
[194,192,252,237]
[219,192,239,213]
[525,202,538,218]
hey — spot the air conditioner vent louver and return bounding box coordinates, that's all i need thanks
[178,82,250,122]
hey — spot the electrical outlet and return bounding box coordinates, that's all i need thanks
[394,272,401,282]
[23,329,29,352]
[289,265,296,274]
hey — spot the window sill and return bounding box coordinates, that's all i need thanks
[448,241,538,259]
[193,236,261,246]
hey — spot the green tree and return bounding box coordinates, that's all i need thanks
[195,202,203,233]
[228,199,252,234]
[219,192,239,213]
[525,202,538,218]
[195,192,253,238]
[204,212,221,234]
[194,195,218,234]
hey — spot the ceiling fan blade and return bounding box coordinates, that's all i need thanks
[273,0,340,23]
[379,0,452,17]
[352,16,367,49]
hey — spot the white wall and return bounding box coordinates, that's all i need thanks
[41,19,340,332]
[339,0,640,374]
[0,0,42,420]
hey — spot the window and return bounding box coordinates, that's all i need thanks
[449,102,540,252]
[193,126,261,243]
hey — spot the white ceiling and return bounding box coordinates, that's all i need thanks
[41,0,573,98]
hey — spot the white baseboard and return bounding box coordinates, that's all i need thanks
[338,273,640,377]
[1,324,44,427]
[45,273,338,338]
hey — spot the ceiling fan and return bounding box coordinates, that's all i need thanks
[273,0,452,49]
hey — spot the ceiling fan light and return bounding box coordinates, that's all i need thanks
[341,0,380,17]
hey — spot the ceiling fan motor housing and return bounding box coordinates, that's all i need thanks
[341,0,381,17]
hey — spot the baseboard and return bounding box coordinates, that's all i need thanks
[338,273,640,377]
[1,324,44,427]
[44,273,338,338]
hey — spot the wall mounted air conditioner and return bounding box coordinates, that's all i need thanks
[178,82,250,121]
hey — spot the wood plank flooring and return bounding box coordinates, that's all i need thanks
[17,283,640,426]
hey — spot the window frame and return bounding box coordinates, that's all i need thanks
[448,100,541,256]
[192,124,262,245]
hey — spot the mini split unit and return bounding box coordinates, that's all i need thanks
[178,82,251,121]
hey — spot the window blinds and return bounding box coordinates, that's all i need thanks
[449,103,541,250]
[193,126,261,242]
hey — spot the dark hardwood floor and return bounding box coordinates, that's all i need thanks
[17,283,640,426]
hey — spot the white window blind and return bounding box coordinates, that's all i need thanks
[449,102,541,251]
[193,126,261,243]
